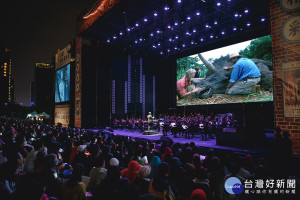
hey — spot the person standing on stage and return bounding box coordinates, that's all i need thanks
[147,112,153,131]
[177,69,202,99]
[224,53,261,95]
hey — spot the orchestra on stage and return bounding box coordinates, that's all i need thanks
[112,113,238,140]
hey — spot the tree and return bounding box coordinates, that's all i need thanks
[176,56,207,81]
[239,35,272,62]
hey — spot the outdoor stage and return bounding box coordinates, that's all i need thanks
[89,129,269,156]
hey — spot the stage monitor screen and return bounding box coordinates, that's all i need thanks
[176,35,273,106]
[55,64,70,103]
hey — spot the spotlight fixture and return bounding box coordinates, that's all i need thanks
[214,20,218,25]
[246,22,251,26]
[160,51,163,55]
[139,38,143,41]
[144,18,148,22]
[210,35,214,38]
[182,44,186,47]
[174,46,177,50]
[196,11,200,16]
[175,35,179,39]
[187,16,191,20]
[157,43,161,46]
[169,38,172,42]
[234,13,239,17]
[167,49,170,52]
[135,23,139,27]
[244,9,249,13]
[154,12,158,17]
[174,22,179,26]
[113,36,117,39]
[135,40,138,43]
[200,38,204,42]
[216,2,221,6]
[191,41,194,44]
[193,29,197,33]
[186,31,190,35]
[177,0,181,3]
[167,24,172,29]
[127,27,131,31]
[157,29,161,33]
[107,39,110,43]
[150,33,154,36]
[261,17,266,22]
[233,27,237,31]
[164,5,169,11]
[221,31,225,35]
[119,32,123,35]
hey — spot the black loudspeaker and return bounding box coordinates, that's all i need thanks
[160,136,173,145]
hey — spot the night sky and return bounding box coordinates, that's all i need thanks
[0,0,97,106]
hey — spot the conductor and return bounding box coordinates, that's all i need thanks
[147,112,153,131]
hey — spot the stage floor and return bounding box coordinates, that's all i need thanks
[89,129,266,155]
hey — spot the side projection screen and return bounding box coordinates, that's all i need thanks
[176,35,273,106]
[55,64,70,103]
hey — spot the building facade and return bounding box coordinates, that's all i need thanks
[0,48,14,106]
[33,63,54,114]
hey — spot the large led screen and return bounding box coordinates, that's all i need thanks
[55,64,70,103]
[176,35,273,106]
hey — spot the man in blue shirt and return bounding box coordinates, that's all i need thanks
[224,53,261,95]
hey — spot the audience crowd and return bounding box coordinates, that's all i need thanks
[0,118,298,200]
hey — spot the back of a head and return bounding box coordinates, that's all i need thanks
[157,162,169,177]
[137,165,151,178]
[44,153,57,168]
[189,189,207,200]
[95,157,105,168]
[107,166,121,181]
[195,167,208,180]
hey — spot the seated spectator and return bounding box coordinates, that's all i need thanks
[148,162,171,200]
[110,157,120,167]
[13,174,48,200]
[40,153,62,197]
[24,139,44,174]
[134,165,151,195]
[87,157,107,194]
[150,156,161,178]
[207,156,225,200]
[15,134,29,159]
[0,161,18,200]
[189,189,207,200]
[61,163,86,200]
[191,168,213,200]
[161,147,173,162]
[121,160,141,182]
[92,166,121,200]
[192,153,202,169]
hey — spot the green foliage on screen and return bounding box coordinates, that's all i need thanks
[176,57,208,81]
[239,35,272,62]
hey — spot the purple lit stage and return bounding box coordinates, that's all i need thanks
[89,129,266,155]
